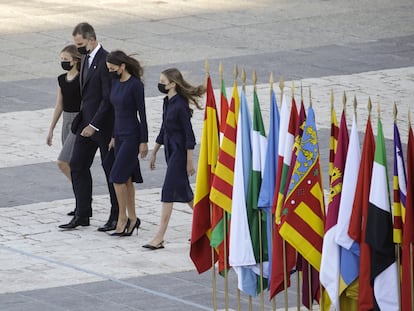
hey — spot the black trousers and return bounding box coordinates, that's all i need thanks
[70,133,118,220]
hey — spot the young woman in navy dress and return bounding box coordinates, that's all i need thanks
[144,68,204,249]
[106,50,148,236]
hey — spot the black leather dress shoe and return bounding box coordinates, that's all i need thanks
[97,220,117,232]
[59,216,90,229]
[67,210,75,216]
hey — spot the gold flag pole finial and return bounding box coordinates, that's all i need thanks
[219,62,224,80]
[409,107,412,128]
[270,72,274,92]
[233,64,238,82]
[353,95,357,122]
[393,101,398,123]
[377,101,381,120]
[342,91,347,114]
[330,89,334,111]
[279,77,285,107]
[300,81,303,101]
[309,87,313,107]
[241,67,246,92]
[253,70,257,90]
[292,80,295,98]
[368,97,372,118]
[205,58,210,75]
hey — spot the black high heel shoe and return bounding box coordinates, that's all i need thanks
[109,219,130,236]
[122,217,141,237]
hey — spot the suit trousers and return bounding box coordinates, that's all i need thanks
[70,132,119,220]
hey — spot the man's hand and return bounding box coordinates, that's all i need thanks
[80,125,96,137]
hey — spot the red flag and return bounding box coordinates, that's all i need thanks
[401,126,414,310]
[348,117,375,311]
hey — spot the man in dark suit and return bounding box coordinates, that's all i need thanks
[59,22,119,231]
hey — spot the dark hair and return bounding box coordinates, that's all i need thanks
[106,50,143,79]
[72,22,96,40]
[162,68,204,110]
[61,44,81,71]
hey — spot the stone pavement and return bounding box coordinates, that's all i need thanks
[1,0,414,310]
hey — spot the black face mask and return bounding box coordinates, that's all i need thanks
[77,46,89,55]
[158,83,169,94]
[109,71,122,80]
[61,61,73,71]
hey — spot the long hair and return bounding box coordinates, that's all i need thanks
[162,68,205,110]
[61,44,81,71]
[106,50,143,80]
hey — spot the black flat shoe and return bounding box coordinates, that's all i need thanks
[110,219,130,236]
[142,241,164,250]
[122,218,141,237]
[59,216,89,229]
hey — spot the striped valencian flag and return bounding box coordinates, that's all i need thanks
[279,105,325,272]
[365,118,399,311]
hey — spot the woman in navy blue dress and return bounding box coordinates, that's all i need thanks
[144,68,204,250]
[106,50,148,236]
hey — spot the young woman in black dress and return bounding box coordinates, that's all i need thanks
[46,44,81,181]
[144,68,204,250]
[106,50,149,236]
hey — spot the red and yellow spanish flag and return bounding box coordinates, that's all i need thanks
[190,75,220,273]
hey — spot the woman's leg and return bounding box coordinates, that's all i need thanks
[124,178,138,234]
[113,182,128,233]
[148,202,173,245]
[57,160,71,181]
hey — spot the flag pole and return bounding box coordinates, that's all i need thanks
[309,86,315,311]
[297,81,303,311]
[270,72,277,311]
[242,66,253,311]
[206,59,218,311]
[254,70,265,311]
[219,62,230,311]
[278,77,289,311]
[233,64,242,311]
[409,107,413,311]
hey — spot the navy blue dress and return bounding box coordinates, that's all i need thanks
[156,94,196,202]
[109,76,148,184]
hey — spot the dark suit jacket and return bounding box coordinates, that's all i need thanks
[79,46,114,141]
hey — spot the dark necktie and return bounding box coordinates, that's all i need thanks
[82,55,90,85]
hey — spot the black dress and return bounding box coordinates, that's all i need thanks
[156,94,196,202]
[109,76,148,184]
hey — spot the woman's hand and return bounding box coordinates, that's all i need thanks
[108,137,115,150]
[187,158,195,176]
[149,152,157,170]
[139,143,148,159]
[46,130,53,146]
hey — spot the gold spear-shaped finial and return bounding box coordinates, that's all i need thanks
[309,87,312,107]
[300,81,303,101]
[253,70,257,90]
[279,77,285,107]
[353,95,357,122]
[204,59,210,85]
[377,101,381,119]
[393,101,397,123]
[219,62,224,80]
[342,91,347,114]
[241,67,246,92]
[270,72,274,92]
[292,80,295,98]
[330,89,334,111]
[409,107,412,128]
[368,97,372,118]
[233,64,238,82]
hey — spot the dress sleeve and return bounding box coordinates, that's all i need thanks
[133,79,148,143]
[155,99,166,145]
[178,102,196,150]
